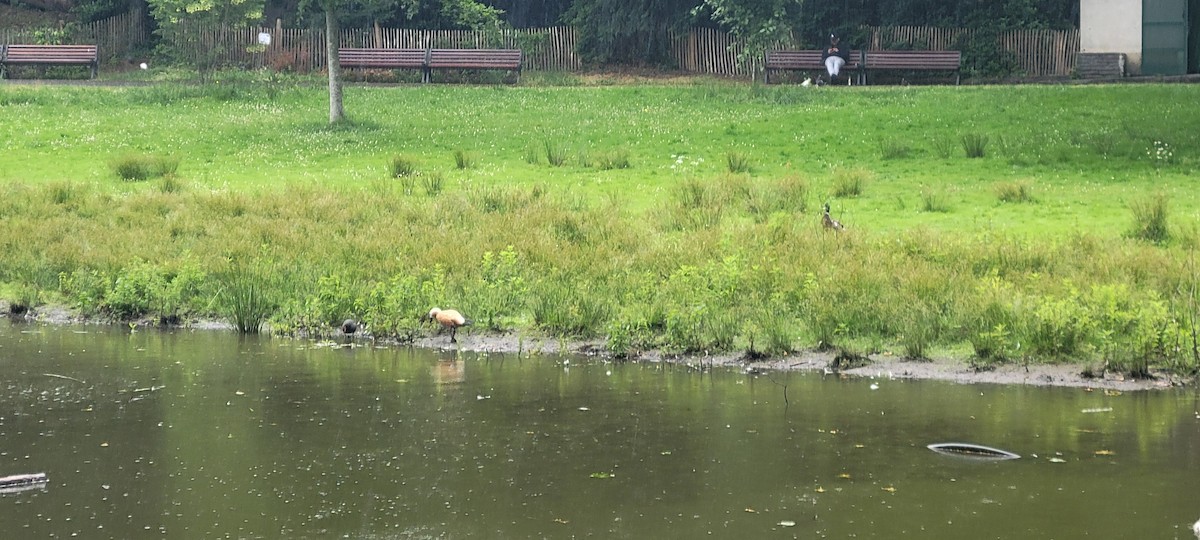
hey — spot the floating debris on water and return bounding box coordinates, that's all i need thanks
[928,443,1020,460]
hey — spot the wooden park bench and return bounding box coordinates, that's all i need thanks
[426,48,522,83]
[862,50,961,85]
[764,49,863,85]
[338,47,430,81]
[337,47,522,83]
[1,44,99,79]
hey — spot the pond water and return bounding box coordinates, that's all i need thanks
[1,320,1198,539]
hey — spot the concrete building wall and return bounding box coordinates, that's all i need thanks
[1081,0,1143,74]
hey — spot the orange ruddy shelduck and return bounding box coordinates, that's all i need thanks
[427,307,472,343]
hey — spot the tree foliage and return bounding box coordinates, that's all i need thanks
[148,0,266,74]
[696,0,804,63]
[565,0,696,66]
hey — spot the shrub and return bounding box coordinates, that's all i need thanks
[469,246,529,331]
[1028,295,1092,359]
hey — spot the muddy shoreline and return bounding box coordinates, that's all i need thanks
[5,301,1190,392]
[408,332,1186,392]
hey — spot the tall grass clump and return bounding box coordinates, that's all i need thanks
[961,133,989,158]
[158,176,186,194]
[523,143,541,165]
[966,277,1023,369]
[1128,193,1170,244]
[452,149,476,170]
[726,151,752,173]
[530,276,611,337]
[921,189,951,213]
[597,148,631,170]
[745,174,809,221]
[390,155,417,177]
[46,181,78,206]
[930,137,956,159]
[878,139,911,160]
[421,172,446,196]
[111,154,179,181]
[830,166,870,198]
[544,139,568,167]
[669,177,727,229]
[994,180,1033,203]
[576,148,593,168]
[217,264,277,333]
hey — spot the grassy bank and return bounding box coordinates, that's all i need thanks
[2,79,1199,377]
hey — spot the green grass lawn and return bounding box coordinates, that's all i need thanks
[2,78,1198,374]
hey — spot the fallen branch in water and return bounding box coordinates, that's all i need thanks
[43,373,85,384]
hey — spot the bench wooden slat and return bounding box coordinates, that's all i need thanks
[426,49,522,83]
[426,49,522,69]
[862,50,961,85]
[2,44,98,79]
[337,48,427,69]
[764,49,862,84]
[335,47,522,83]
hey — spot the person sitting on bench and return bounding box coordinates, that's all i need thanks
[822,34,848,85]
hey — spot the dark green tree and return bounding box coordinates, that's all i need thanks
[566,0,697,66]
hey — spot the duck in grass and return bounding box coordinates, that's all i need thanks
[428,307,472,343]
[822,202,844,231]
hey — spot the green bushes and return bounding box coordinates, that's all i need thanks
[58,259,206,323]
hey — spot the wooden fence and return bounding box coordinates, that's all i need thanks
[863,26,1080,77]
[0,11,147,63]
[168,22,582,72]
[3,13,1081,78]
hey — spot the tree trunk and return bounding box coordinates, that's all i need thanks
[325,8,345,124]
